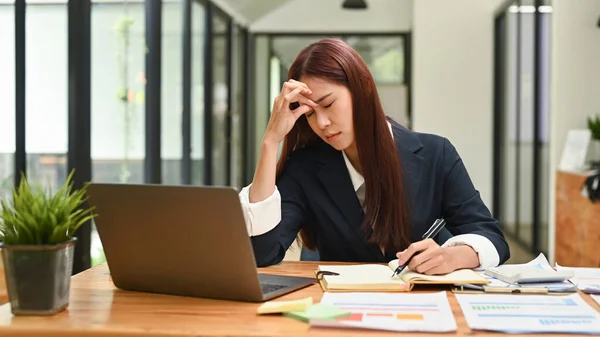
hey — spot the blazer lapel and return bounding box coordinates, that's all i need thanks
[317,152,364,234]
[390,121,424,207]
[316,150,385,260]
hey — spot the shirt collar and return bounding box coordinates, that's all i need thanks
[342,121,394,192]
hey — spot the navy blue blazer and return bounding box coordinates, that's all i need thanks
[250,119,510,267]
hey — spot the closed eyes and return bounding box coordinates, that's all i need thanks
[306,101,334,117]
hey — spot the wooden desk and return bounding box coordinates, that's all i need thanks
[0,262,598,337]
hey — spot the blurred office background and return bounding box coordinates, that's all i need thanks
[0,0,598,273]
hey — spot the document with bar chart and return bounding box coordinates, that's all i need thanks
[456,293,600,334]
[310,291,456,332]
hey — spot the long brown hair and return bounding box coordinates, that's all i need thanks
[276,38,412,254]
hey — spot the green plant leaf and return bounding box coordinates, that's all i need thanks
[589,114,600,140]
[0,169,97,245]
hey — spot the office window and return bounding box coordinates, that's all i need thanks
[269,55,282,117]
[211,13,228,186]
[25,3,68,192]
[191,1,205,185]
[538,5,551,253]
[90,1,146,266]
[517,1,535,248]
[271,36,337,69]
[91,1,145,185]
[0,2,15,199]
[230,25,243,189]
[500,4,518,237]
[347,36,407,126]
[346,36,404,84]
[494,0,551,255]
[162,0,183,184]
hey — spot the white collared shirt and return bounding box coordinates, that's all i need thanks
[238,124,500,269]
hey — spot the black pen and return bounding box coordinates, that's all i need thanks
[391,218,447,278]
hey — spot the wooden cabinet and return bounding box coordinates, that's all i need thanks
[555,171,600,267]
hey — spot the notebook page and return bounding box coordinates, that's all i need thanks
[318,265,408,289]
[387,259,486,284]
[404,269,486,283]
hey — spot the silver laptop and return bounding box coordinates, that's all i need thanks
[86,183,315,302]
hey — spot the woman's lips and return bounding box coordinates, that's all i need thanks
[326,132,341,141]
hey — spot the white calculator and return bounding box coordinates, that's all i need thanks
[484,266,574,285]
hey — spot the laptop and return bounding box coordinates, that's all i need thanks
[86,183,316,302]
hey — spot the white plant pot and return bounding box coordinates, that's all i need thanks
[588,139,600,163]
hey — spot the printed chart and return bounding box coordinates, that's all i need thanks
[310,291,456,332]
[456,293,600,334]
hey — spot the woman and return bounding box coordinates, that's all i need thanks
[239,38,510,274]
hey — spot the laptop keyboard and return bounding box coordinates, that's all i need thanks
[261,283,287,294]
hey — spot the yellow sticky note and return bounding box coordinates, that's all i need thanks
[257,297,313,314]
[284,303,351,322]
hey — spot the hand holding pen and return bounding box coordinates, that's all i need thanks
[391,218,449,277]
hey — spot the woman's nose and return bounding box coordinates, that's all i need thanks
[316,112,331,129]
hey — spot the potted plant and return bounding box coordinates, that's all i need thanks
[0,171,96,315]
[588,114,600,163]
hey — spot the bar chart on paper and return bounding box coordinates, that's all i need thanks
[456,293,600,334]
[310,291,456,332]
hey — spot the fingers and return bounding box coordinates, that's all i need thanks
[288,95,318,110]
[396,239,436,265]
[276,80,315,112]
[407,242,442,271]
[291,104,313,119]
[282,80,311,94]
[274,86,302,110]
[284,86,309,102]
[395,239,450,275]
[415,255,447,275]
[284,87,317,113]
[272,80,315,120]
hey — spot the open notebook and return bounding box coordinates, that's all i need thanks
[316,260,489,292]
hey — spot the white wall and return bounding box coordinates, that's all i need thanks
[412,0,497,208]
[548,0,600,262]
[250,0,413,33]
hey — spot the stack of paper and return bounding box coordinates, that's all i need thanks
[475,254,576,293]
[310,291,457,333]
[556,264,600,294]
[456,293,600,334]
[592,295,600,307]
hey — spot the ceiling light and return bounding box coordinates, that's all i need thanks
[342,0,367,10]
[509,5,553,13]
